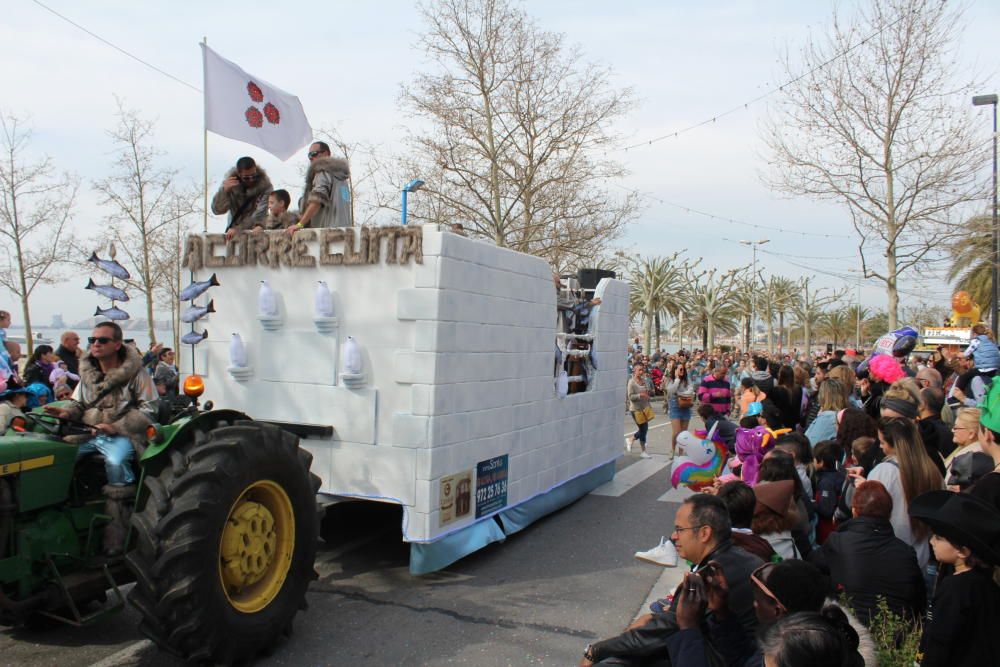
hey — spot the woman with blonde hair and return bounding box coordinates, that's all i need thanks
[827,364,860,408]
[865,417,944,568]
[804,379,847,445]
[944,408,983,475]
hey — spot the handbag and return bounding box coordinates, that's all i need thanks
[634,406,655,425]
[677,393,694,409]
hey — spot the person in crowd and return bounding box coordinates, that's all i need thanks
[141,342,163,376]
[753,479,801,559]
[255,188,299,231]
[805,378,846,445]
[956,323,999,394]
[774,432,814,499]
[626,363,652,458]
[811,440,845,544]
[48,360,79,400]
[835,407,877,456]
[22,344,58,390]
[770,365,805,430]
[664,363,693,457]
[44,322,157,554]
[697,363,732,417]
[917,386,954,461]
[716,480,777,562]
[835,436,881,523]
[580,494,763,667]
[0,310,10,373]
[969,378,1000,509]
[668,559,870,667]
[737,376,766,418]
[0,386,30,435]
[879,380,947,477]
[857,417,944,569]
[288,141,352,233]
[759,451,814,558]
[2,339,21,387]
[214,156,272,240]
[909,489,1000,666]
[917,366,954,426]
[828,364,861,409]
[751,356,775,395]
[757,611,865,667]
[943,407,982,478]
[810,480,924,625]
[55,331,81,388]
[153,347,179,398]
[945,450,993,492]
[697,402,736,449]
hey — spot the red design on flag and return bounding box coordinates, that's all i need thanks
[245,106,264,128]
[247,81,264,103]
[263,102,280,125]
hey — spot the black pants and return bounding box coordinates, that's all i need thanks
[632,416,649,444]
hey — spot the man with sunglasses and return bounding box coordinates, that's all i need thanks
[44,322,157,555]
[213,156,273,240]
[580,495,763,666]
[287,141,352,234]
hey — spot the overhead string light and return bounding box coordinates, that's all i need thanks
[614,12,908,153]
[718,237,856,261]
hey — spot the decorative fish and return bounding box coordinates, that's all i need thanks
[88,252,131,280]
[229,333,247,368]
[181,300,215,323]
[315,281,333,318]
[182,329,208,345]
[94,305,130,321]
[180,274,219,302]
[258,280,277,316]
[85,278,129,302]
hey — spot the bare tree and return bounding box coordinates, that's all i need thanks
[401,0,639,269]
[94,101,198,345]
[0,114,78,355]
[313,127,396,227]
[149,190,200,360]
[761,0,984,329]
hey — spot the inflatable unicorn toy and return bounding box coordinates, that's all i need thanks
[670,425,729,490]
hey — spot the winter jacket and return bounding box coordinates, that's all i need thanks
[22,360,54,389]
[697,377,732,415]
[810,516,925,625]
[211,167,272,232]
[751,370,774,395]
[964,334,1000,371]
[587,540,763,664]
[260,210,299,231]
[804,410,838,446]
[300,157,352,228]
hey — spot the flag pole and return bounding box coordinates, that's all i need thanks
[202,36,209,233]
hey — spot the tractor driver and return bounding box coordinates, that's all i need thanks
[45,321,157,554]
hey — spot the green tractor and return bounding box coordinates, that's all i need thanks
[0,383,320,664]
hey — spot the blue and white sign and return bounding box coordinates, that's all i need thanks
[475,455,508,518]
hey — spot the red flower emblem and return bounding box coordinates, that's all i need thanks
[247,81,264,103]
[245,106,263,128]
[263,102,280,125]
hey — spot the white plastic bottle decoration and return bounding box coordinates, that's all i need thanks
[258,280,277,317]
[556,369,569,397]
[229,333,247,368]
[315,281,334,318]
[341,336,362,375]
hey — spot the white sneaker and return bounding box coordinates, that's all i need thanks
[635,537,678,567]
[625,438,633,453]
[639,451,652,459]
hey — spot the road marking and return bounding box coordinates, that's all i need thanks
[590,456,670,497]
[87,639,153,667]
[622,421,669,437]
[657,485,694,504]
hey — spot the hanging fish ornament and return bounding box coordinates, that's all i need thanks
[88,252,131,280]
[181,300,215,323]
[85,278,129,302]
[182,329,208,346]
[258,280,277,316]
[94,305,130,321]
[180,274,220,302]
[229,333,247,368]
[341,336,362,375]
[315,281,334,318]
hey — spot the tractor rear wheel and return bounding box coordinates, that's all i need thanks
[125,421,320,664]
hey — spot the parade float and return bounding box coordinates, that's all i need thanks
[178,224,630,574]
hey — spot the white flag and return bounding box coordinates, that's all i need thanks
[201,44,312,161]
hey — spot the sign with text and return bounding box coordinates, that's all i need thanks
[475,455,509,519]
[439,470,473,527]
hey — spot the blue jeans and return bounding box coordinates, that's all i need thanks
[76,434,135,486]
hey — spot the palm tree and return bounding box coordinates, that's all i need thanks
[679,267,745,350]
[769,276,799,353]
[947,214,993,321]
[843,305,871,349]
[793,278,846,353]
[819,308,853,348]
[622,251,686,352]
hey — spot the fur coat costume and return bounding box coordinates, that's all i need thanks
[63,345,157,452]
[300,157,352,228]
[261,210,299,231]
[211,167,273,232]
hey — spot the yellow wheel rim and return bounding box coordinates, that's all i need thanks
[219,480,295,614]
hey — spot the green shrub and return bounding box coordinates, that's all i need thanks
[867,596,922,667]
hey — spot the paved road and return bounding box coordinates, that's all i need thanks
[0,405,693,667]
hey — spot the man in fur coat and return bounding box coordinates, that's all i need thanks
[285,141,352,233]
[45,321,157,554]
[214,156,273,240]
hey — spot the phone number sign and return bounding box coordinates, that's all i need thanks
[475,455,509,518]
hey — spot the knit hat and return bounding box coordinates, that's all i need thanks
[981,376,1000,433]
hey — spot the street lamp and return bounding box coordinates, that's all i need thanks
[973,93,998,334]
[401,179,425,226]
[740,239,769,349]
[847,269,864,350]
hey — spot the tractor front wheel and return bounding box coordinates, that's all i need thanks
[126,421,319,664]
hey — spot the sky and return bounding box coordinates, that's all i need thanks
[2,0,998,329]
